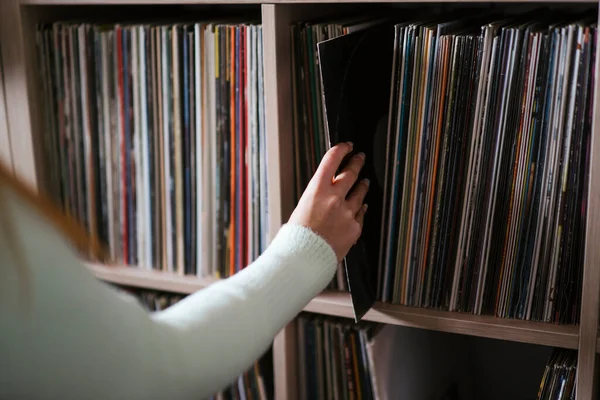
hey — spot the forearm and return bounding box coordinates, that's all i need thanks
[2,180,338,399]
[150,223,338,397]
[2,136,363,400]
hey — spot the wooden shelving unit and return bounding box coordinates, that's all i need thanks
[305,293,582,350]
[2,0,600,399]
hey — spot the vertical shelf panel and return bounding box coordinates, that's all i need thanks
[262,4,338,398]
[0,0,38,188]
[273,322,299,400]
[262,5,296,398]
[262,3,294,242]
[261,2,337,236]
[576,3,600,399]
[0,47,13,171]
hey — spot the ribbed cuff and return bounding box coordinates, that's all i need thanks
[240,223,338,325]
[269,224,338,269]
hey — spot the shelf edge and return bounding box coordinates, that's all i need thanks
[86,263,217,293]
[87,265,590,352]
[304,292,580,351]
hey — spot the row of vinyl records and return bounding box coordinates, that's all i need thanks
[298,315,577,400]
[33,9,592,325]
[292,8,596,324]
[35,20,268,279]
[130,289,271,400]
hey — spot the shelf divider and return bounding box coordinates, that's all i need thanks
[576,3,600,399]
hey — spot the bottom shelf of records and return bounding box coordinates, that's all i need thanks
[116,287,273,400]
[297,314,577,400]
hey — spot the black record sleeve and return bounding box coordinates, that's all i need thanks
[317,24,395,321]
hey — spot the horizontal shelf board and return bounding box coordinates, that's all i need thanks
[21,0,262,4]
[88,265,590,351]
[87,263,217,293]
[304,291,580,350]
[20,0,598,5]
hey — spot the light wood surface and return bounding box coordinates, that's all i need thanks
[262,5,297,399]
[575,5,600,400]
[87,263,218,292]
[86,264,584,352]
[261,4,353,397]
[262,3,289,241]
[0,0,38,189]
[272,322,298,400]
[305,291,581,351]
[19,0,599,4]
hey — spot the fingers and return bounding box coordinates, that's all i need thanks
[356,204,368,228]
[347,178,369,213]
[314,142,354,185]
[333,152,366,195]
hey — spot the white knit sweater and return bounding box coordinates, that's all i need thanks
[0,186,338,399]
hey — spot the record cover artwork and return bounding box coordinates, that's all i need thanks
[317,24,395,321]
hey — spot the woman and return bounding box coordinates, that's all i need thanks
[0,141,369,399]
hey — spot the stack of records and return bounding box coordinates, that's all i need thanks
[136,290,270,400]
[296,315,380,400]
[376,13,595,324]
[311,10,595,324]
[35,20,268,279]
[537,349,577,399]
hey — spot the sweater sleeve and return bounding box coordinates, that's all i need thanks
[0,188,337,400]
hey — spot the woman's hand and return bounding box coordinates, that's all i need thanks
[288,142,369,262]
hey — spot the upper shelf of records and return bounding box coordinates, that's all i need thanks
[292,5,598,327]
[34,17,269,278]
[17,0,600,5]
